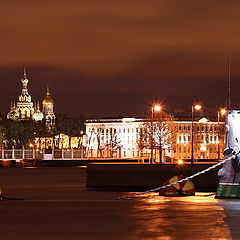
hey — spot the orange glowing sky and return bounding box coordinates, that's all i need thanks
[1,1,240,117]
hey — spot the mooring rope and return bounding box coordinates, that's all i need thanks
[119,154,237,199]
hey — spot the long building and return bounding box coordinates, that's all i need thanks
[85,117,225,162]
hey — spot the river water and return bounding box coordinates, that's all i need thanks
[0,167,239,240]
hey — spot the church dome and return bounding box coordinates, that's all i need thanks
[32,111,44,121]
[43,86,54,104]
[7,108,20,121]
[32,103,44,121]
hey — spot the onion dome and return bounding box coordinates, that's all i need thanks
[42,86,54,105]
[7,102,20,120]
[32,102,44,121]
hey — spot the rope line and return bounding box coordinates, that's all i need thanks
[119,154,237,199]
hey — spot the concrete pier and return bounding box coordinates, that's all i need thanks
[86,163,221,191]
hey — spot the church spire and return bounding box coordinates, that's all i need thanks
[46,85,51,96]
[23,67,27,78]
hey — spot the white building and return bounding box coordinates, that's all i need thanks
[85,117,225,161]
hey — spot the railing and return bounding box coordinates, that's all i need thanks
[0,149,86,160]
[0,149,43,160]
[53,149,86,159]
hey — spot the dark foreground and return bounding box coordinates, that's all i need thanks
[0,167,239,240]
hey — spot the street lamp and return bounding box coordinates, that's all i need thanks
[217,107,227,160]
[151,104,161,118]
[150,104,162,163]
[191,97,202,164]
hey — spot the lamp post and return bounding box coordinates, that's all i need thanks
[191,97,201,164]
[151,104,161,118]
[150,104,161,163]
[217,107,227,160]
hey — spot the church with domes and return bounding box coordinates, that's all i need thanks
[7,69,56,130]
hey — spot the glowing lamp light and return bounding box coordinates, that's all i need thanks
[154,105,161,112]
[29,143,33,148]
[200,146,207,151]
[177,159,184,165]
[194,104,201,111]
[220,109,227,116]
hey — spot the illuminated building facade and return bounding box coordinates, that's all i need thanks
[7,69,55,129]
[42,86,55,130]
[85,117,225,161]
[8,69,34,120]
[34,134,83,149]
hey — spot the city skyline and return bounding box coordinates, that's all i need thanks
[1,1,240,117]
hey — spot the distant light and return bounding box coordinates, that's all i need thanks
[220,109,227,116]
[200,146,206,151]
[153,105,161,112]
[194,104,201,111]
[177,159,184,165]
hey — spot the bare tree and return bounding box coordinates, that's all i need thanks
[137,128,146,158]
[141,112,177,163]
[94,126,105,158]
[105,128,122,158]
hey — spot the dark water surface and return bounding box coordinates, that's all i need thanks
[0,167,239,240]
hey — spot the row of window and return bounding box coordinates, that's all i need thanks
[178,135,219,143]
[178,125,221,132]
[89,127,140,134]
[174,146,218,153]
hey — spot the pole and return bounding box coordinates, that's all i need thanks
[228,57,231,109]
[150,107,153,164]
[217,110,220,160]
[191,104,194,164]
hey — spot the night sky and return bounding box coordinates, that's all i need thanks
[1,1,240,118]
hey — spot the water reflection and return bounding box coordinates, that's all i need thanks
[127,192,231,239]
[219,200,240,240]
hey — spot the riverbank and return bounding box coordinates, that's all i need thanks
[86,163,221,192]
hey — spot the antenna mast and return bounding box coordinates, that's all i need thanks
[228,57,231,109]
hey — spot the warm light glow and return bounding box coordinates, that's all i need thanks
[177,159,184,165]
[153,105,161,112]
[194,104,201,110]
[200,145,206,151]
[29,143,33,148]
[220,108,227,115]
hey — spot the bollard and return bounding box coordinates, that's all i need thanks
[216,110,240,198]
